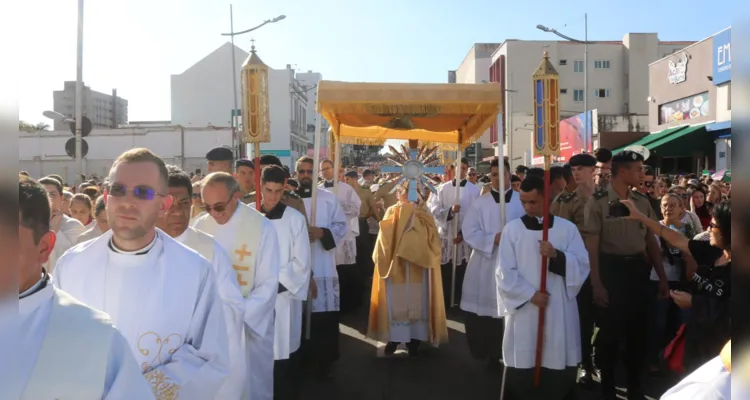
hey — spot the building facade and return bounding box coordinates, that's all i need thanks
[488,34,694,169]
[296,70,331,154]
[52,82,128,130]
[19,126,233,184]
[624,27,732,174]
[170,42,318,166]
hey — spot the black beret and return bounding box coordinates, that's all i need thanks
[510,175,521,182]
[259,154,282,167]
[568,153,597,167]
[612,150,644,163]
[235,159,254,169]
[206,146,233,161]
[344,170,358,178]
[287,179,299,188]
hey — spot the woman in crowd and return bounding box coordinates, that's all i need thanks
[687,186,711,230]
[647,193,698,375]
[654,176,671,199]
[622,199,731,374]
[668,186,703,235]
[707,183,724,205]
[68,193,95,230]
[75,196,109,244]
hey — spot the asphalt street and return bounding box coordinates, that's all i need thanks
[299,305,680,400]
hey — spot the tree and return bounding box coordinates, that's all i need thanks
[19,121,50,132]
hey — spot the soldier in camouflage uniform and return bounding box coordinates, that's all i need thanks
[241,155,307,221]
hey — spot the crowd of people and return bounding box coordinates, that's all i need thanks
[13,143,732,400]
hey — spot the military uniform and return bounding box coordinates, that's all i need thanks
[583,178,659,398]
[373,180,398,211]
[242,190,308,223]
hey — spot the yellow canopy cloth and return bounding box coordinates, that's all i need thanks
[367,202,448,347]
[316,81,503,147]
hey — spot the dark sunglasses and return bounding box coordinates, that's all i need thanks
[597,173,612,179]
[200,192,236,213]
[297,169,314,175]
[108,183,164,200]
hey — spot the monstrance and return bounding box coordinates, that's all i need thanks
[380,143,445,202]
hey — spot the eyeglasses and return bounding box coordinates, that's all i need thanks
[597,173,612,179]
[200,192,237,213]
[468,173,478,177]
[108,183,164,200]
[297,169,313,175]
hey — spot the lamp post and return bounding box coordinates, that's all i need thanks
[537,14,592,153]
[221,9,285,158]
[75,0,84,177]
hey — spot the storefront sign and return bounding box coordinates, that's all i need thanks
[659,92,710,124]
[668,52,689,84]
[713,28,731,85]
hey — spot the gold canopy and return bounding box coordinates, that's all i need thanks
[316,81,503,147]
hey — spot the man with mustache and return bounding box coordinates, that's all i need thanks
[294,156,348,379]
[192,172,280,400]
[156,165,246,399]
[54,148,230,399]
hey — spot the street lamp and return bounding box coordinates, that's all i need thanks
[221,7,286,158]
[537,15,593,153]
[43,110,75,125]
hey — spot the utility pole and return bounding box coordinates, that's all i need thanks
[75,0,84,178]
[584,13,589,152]
[229,4,239,159]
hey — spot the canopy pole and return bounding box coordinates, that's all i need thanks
[305,109,324,340]
[450,144,463,307]
[534,155,552,385]
[333,126,341,195]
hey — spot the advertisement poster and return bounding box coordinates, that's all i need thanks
[659,92,710,124]
[532,110,596,166]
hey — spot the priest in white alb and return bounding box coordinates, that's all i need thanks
[427,157,480,307]
[14,175,154,400]
[319,159,362,313]
[157,165,247,399]
[460,157,524,369]
[54,148,230,400]
[258,165,311,399]
[192,172,280,400]
[294,156,348,379]
[496,175,590,400]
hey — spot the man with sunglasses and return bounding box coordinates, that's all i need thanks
[192,172,280,399]
[593,147,613,191]
[293,156,348,379]
[157,165,247,399]
[54,148,230,399]
[639,165,662,220]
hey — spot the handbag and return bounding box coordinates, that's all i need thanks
[664,323,686,374]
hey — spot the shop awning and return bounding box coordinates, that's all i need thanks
[646,124,707,152]
[706,120,731,139]
[612,125,689,153]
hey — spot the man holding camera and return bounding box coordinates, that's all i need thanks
[582,150,668,400]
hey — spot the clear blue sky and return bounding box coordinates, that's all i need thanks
[18,0,730,123]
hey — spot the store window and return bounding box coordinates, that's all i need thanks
[658,92,709,124]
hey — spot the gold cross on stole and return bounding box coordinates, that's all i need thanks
[233,244,252,287]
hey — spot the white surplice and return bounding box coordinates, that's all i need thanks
[176,227,247,400]
[427,179,480,265]
[46,214,85,272]
[53,230,230,400]
[262,204,311,360]
[17,279,154,399]
[192,203,279,400]
[299,188,348,312]
[460,189,525,317]
[660,355,731,399]
[496,215,590,370]
[320,181,361,265]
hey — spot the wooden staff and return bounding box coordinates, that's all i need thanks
[254,144,261,211]
[449,143,463,307]
[305,113,324,340]
[533,155,552,386]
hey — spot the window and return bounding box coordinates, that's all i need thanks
[594,60,611,69]
[594,89,610,98]
[559,59,567,66]
[573,89,585,102]
[573,60,584,73]
[560,88,568,94]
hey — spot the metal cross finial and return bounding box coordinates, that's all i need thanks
[541,44,550,58]
[250,38,256,52]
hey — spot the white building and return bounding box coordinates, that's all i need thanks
[296,70,330,152]
[19,126,233,184]
[52,82,128,130]
[170,42,317,166]
[485,34,694,168]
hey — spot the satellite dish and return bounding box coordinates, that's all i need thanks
[624,145,650,161]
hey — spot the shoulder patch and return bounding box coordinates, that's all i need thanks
[284,190,300,199]
[557,191,577,203]
[243,191,255,199]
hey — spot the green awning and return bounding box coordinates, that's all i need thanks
[612,125,689,153]
[646,124,707,150]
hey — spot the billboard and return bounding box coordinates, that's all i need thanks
[532,109,597,166]
[712,28,731,85]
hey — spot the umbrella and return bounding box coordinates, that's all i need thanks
[712,169,731,181]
